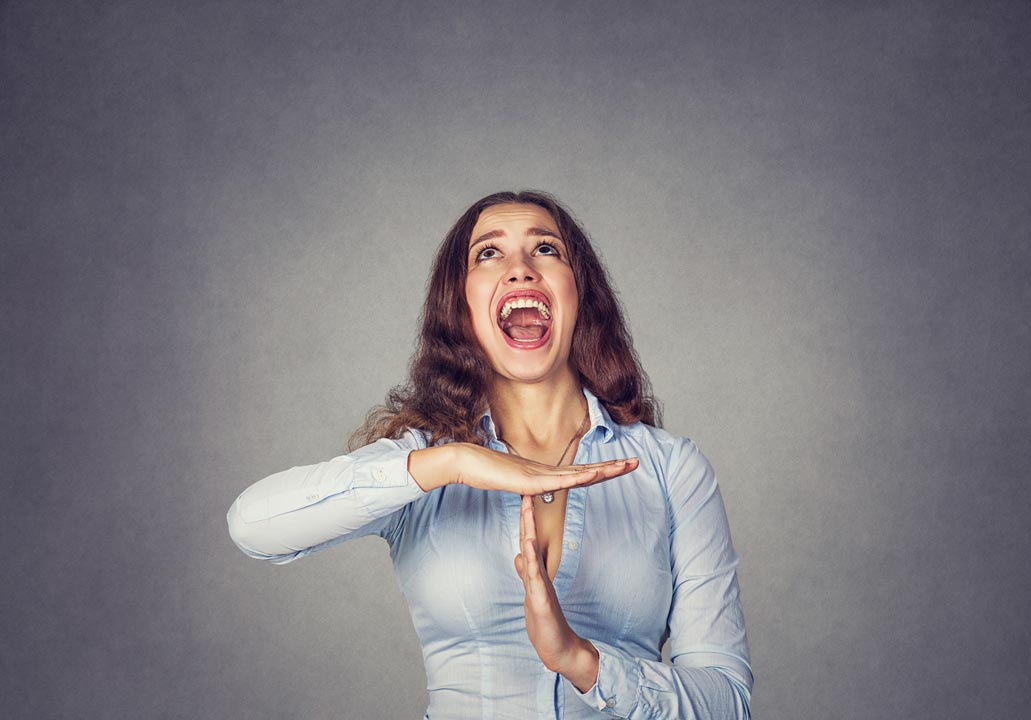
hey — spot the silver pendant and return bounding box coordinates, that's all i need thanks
[541,492,555,504]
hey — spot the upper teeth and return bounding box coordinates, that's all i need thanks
[499,297,551,320]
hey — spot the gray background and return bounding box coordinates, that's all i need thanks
[3,1,1029,718]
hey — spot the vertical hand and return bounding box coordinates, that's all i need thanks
[514,495,600,692]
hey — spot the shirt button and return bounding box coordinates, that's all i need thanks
[373,468,387,484]
[606,697,617,708]
[567,541,579,550]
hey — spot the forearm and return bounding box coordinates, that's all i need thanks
[407,444,457,491]
[571,641,751,719]
[558,637,600,693]
[227,436,426,563]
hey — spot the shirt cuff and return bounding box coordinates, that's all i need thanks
[571,640,642,718]
[350,448,426,518]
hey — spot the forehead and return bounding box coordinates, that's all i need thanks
[469,203,559,240]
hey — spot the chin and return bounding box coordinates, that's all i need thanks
[489,345,574,384]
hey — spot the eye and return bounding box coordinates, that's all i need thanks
[534,241,561,256]
[474,244,501,262]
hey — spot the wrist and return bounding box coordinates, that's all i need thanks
[559,637,600,693]
[407,445,457,491]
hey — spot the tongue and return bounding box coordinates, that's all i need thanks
[508,324,546,341]
[504,307,548,341]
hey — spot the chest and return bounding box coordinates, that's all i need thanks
[390,475,674,654]
[533,493,569,581]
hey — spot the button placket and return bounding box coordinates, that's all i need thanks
[553,435,591,594]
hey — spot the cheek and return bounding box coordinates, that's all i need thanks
[465,284,493,339]
[558,274,579,326]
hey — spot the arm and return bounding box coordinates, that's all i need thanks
[227,433,636,564]
[571,439,753,719]
[226,431,435,564]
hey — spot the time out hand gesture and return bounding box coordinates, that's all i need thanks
[409,442,638,496]
[514,495,600,693]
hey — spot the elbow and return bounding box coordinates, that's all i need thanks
[226,500,291,563]
[226,501,261,559]
[717,668,752,720]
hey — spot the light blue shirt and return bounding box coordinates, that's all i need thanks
[227,389,753,719]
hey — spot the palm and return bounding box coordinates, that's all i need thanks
[454,443,636,496]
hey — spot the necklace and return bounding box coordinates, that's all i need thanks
[499,405,590,504]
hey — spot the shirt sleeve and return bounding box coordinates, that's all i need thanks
[226,430,428,564]
[571,437,754,718]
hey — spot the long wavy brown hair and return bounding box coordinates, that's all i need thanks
[349,190,661,449]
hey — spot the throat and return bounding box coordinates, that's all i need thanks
[488,380,588,454]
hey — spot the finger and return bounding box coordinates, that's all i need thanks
[523,497,540,536]
[563,457,639,470]
[521,494,538,542]
[550,459,638,481]
[581,457,638,475]
[520,494,538,548]
[519,498,541,592]
[514,552,525,581]
[518,498,545,586]
[542,462,634,493]
[560,458,639,486]
[541,458,636,475]
[583,457,639,482]
[522,536,546,593]
[519,495,529,547]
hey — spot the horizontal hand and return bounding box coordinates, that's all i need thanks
[449,443,638,495]
[409,442,637,494]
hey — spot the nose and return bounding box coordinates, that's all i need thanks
[505,251,538,283]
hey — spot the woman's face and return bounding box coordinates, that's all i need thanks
[465,203,579,385]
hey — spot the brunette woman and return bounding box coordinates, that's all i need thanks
[227,191,753,718]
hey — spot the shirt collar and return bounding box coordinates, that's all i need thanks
[478,386,616,445]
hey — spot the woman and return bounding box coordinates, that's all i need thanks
[227,191,753,718]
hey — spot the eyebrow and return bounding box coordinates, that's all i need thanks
[469,227,562,249]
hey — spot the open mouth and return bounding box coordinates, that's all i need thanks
[496,290,553,347]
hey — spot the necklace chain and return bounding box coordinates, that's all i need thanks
[499,405,590,504]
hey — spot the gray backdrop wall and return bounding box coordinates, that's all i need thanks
[3,1,1029,718]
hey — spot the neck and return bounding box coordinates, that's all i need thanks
[488,366,588,454]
